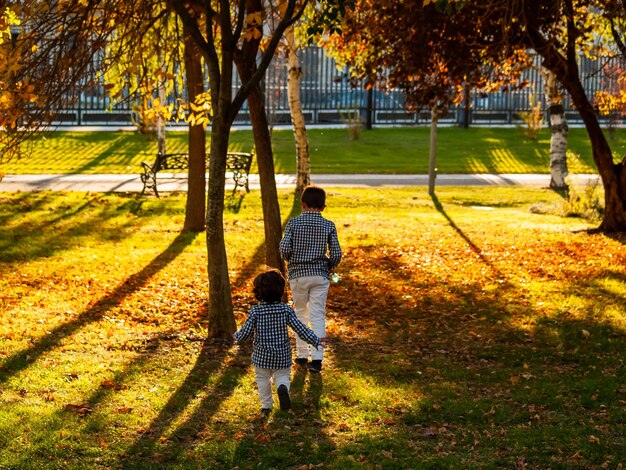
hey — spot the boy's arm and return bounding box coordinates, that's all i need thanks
[328,224,342,269]
[279,220,294,261]
[287,309,321,348]
[233,311,256,343]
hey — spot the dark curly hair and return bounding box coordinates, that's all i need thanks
[253,269,285,302]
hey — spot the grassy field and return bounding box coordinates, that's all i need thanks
[0,187,624,469]
[2,126,626,175]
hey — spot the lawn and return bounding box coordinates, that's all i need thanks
[0,187,624,469]
[2,126,625,175]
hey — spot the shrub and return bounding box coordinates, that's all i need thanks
[517,91,544,140]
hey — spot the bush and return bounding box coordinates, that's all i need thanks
[529,178,604,222]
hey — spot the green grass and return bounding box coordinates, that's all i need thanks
[3,126,625,174]
[0,187,624,469]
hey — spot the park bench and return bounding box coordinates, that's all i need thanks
[140,150,253,197]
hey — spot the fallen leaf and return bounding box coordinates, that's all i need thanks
[100,380,125,390]
[255,433,271,443]
[64,403,93,414]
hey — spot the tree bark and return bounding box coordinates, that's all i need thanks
[567,80,626,231]
[428,108,438,196]
[168,0,305,338]
[183,34,206,232]
[527,7,626,232]
[541,68,569,191]
[205,117,236,337]
[286,26,310,193]
[157,83,166,156]
[245,81,285,273]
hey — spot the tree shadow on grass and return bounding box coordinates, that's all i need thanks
[0,192,152,264]
[431,193,499,272]
[64,132,154,174]
[606,231,626,246]
[320,202,626,467]
[324,261,626,467]
[0,324,224,469]
[0,231,198,384]
[226,191,334,469]
[120,338,249,467]
[118,190,306,467]
[226,192,246,213]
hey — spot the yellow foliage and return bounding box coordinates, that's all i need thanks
[595,90,626,117]
[244,26,262,41]
[594,67,626,121]
[517,91,543,140]
[245,12,262,25]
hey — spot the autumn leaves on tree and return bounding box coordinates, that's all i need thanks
[327,0,626,231]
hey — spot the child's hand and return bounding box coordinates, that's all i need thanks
[319,336,328,346]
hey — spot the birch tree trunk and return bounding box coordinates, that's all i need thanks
[157,83,166,156]
[286,26,310,192]
[542,68,569,191]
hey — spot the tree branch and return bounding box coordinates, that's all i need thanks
[609,16,626,57]
[232,0,308,111]
[233,0,247,46]
[167,0,215,67]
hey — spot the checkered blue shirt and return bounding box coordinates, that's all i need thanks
[279,211,342,280]
[233,302,321,369]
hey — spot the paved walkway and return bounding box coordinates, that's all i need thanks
[0,173,600,193]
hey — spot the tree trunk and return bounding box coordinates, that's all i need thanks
[562,71,626,231]
[246,82,285,272]
[205,117,236,337]
[286,26,310,193]
[428,108,438,196]
[541,68,569,190]
[157,83,166,156]
[183,32,206,232]
[526,5,626,232]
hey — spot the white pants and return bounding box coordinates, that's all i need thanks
[254,366,291,409]
[290,275,329,361]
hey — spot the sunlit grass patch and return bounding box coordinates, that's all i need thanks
[2,126,617,175]
[0,187,625,468]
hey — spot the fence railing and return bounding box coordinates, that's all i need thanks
[54,47,626,128]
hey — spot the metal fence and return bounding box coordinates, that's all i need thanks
[55,47,626,127]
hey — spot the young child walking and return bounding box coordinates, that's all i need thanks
[233,269,322,413]
[279,186,342,373]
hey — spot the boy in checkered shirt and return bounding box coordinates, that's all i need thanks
[233,269,323,413]
[279,186,342,373]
